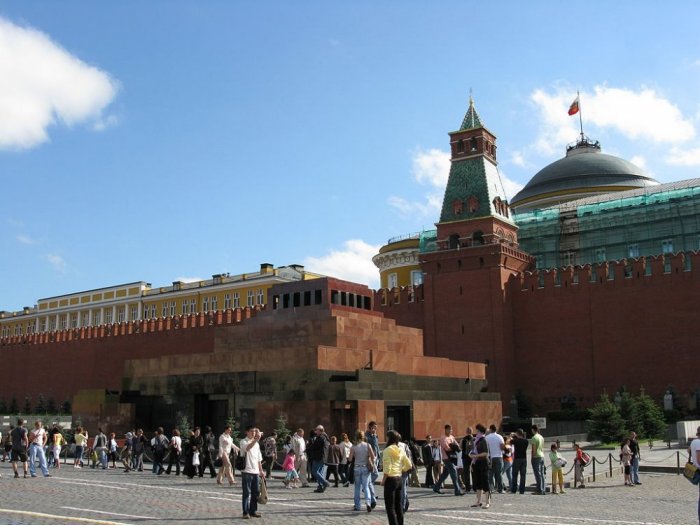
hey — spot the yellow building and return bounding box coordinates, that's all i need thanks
[0,263,321,339]
[372,233,423,289]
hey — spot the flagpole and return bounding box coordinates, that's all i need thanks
[577,90,584,141]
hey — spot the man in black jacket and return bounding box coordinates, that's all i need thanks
[308,425,330,492]
[421,434,434,487]
[461,427,474,492]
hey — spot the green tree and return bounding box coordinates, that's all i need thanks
[177,415,192,441]
[226,414,241,446]
[23,395,32,414]
[273,413,292,449]
[61,399,71,415]
[34,393,46,414]
[629,388,667,440]
[0,398,6,413]
[46,397,57,414]
[587,393,626,443]
[9,397,18,414]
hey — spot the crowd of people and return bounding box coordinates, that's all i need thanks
[2,416,669,524]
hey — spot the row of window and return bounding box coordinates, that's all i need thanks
[1,289,270,337]
[550,240,678,269]
[386,270,424,289]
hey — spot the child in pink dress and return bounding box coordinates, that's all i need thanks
[282,449,300,488]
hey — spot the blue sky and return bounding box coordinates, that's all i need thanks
[2,1,700,311]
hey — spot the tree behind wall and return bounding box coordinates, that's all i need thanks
[273,414,291,449]
[587,393,626,443]
[629,388,667,440]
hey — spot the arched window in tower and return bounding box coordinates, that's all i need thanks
[467,195,479,213]
[473,231,484,245]
[471,137,478,151]
[452,199,463,215]
[457,139,464,153]
[493,197,502,215]
[496,228,504,241]
[449,233,460,250]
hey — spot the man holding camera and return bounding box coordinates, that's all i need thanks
[239,426,265,519]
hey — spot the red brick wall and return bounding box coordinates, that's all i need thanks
[509,253,700,410]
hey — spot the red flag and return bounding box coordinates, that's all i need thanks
[568,96,580,116]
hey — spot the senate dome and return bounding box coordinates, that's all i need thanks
[510,137,659,212]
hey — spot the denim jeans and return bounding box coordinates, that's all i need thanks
[241,472,259,516]
[29,444,49,476]
[489,457,504,492]
[400,471,410,510]
[434,459,462,495]
[353,465,372,510]
[531,456,545,493]
[511,458,527,493]
[631,456,640,483]
[311,459,328,489]
[369,457,379,502]
[503,460,513,489]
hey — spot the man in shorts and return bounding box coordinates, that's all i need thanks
[11,418,29,479]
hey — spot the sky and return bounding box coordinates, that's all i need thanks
[2,1,700,311]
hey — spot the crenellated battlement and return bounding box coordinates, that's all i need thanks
[374,285,425,307]
[0,305,265,347]
[511,251,700,293]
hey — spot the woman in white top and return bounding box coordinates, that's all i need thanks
[217,425,240,486]
[165,429,182,475]
[339,432,353,487]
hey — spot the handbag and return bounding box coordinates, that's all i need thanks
[347,458,355,484]
[192,451,200,467]
[235,452,247,471]
[683,460,700,485]
[257,477,268,504]
[554,457,567,468]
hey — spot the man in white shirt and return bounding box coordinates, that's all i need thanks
[28,420,51,478]
[239,426,265,520]
[292,428,309,487]
[484,424,505,493]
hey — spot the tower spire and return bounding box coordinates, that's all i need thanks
[460,93,483,131]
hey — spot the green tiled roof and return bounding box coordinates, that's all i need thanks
[439,157,490,222]
[460,97,483,131]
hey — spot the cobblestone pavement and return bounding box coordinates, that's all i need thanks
[0,463,697,525]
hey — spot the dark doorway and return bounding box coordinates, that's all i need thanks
[194,395,229,435]
[331,401,357,437]
[386,405,411,440]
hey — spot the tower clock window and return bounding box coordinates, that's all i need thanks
[388,273,398,289]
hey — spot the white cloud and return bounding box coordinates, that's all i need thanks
[587,86,694,142]
[16,234,37,245]
[529,86,696,157]
[0,16,119,150]
[303,239,380,289]
[44,254,66,273]
[666,146,700,166]
[629,155,647,170]
[388,148,449,219]
[412,148,451,187]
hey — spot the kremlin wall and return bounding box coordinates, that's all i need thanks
[2,97,700,435]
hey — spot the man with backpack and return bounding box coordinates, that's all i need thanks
[151,427,169,475]
[92,428,108,470]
